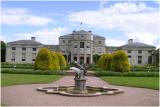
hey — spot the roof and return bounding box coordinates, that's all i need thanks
[59,34,72,38]
[7,40,43,45]
[93,34,105,39]
[73,30,90,34]
[120,42,156,48]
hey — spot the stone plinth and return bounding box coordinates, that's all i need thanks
[73,78,88,94]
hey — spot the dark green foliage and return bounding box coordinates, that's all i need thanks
[93,54,101,63]
[34,48,55,70]
[95,70,159,77]
[97,54,106,69]
[111,50,130,72]
[104,54,113,70]
[1,68,66,75]
[1,41,6,62]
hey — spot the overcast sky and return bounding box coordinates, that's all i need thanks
[1,1,159,48]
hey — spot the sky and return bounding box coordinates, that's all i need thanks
[1,0,160,48]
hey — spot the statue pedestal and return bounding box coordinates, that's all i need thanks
[74,78,88,94]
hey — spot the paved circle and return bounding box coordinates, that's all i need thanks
[1,76,159,106]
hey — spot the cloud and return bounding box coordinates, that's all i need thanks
[68,2,159,48]
[1,7,54,26]
[14,27,69,45]
[106,38,126,46]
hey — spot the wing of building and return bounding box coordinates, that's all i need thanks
[5,30,158,66]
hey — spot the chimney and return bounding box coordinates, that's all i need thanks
[31,37,36,41]
[128,39,133,44]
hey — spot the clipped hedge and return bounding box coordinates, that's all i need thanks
[1,64,33,69]
[1,68,66,75]
[34,48,59,71]
[95,70,159,77]
[55,52,67,67]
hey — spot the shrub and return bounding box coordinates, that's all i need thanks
[97,54,106,69]
[51,52,60,70]
[104,54,113,70]
[34,48,54,70]
[55,52,67,68]
[111,50,130,72]
[93,54,101,63]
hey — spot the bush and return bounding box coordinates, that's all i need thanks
[104,54,112,70]
[111,50,130,72]
[97,54,106,69]
[51,52,60,70]
[34,48,55,71]
[55,52,67,68]
[95,70,159,77]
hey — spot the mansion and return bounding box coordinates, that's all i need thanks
[6,30,159,66]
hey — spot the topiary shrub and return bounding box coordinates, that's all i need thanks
[104,54,113,70]
[111,50,130,72]
[97,54,106,69]
[51,52,60,70]
[55,52,67,68]
[34,48,54,70]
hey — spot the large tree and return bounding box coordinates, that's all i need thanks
[1,41,6,62]
[111,50,130,72]
[34,48,55,70]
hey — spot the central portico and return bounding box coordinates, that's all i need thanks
[59,30,106,64]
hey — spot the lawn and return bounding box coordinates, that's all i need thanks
[101,76,159,90]
[1,73,63,86]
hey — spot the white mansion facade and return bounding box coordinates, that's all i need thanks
[6,30,158,66]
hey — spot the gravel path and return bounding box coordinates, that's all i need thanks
[1,76,159,106]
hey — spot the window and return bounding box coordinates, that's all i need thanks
[32,59,35,61]
[138,56,142,64]
[32,53,36,58]
[98,41,101,44]
[128,56,131,58]
[138,50,142,53]
[11,58,15,61]
[32,48,37,51]
[22,47,26,51]
[74,45,77,48]
[148,50,152,53]
[22,59,25,61]
[22,53,26,59]
[87,46,90,48]
[127,50,131,53]
[12,52,15,58]
[63,40,65,43]
[80,42,84,48]
[74,56,77,61]
[12,47,16,50]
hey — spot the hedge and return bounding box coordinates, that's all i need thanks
[95,71,159,77]
[1,68,66,75]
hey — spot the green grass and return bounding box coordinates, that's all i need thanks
[1,73,63,86]
[101,76,159,90]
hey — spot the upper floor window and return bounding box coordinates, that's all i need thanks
[80,42,84,48]
[63,40,65,43]
[98,41,101,44]
[87,46,90,48]
[127,50,131,53]
[32,48,37,51]
[148,50,152,53]
[22,47,26,51]
[138,50,142,53]
[128,55,131,58]
[12,47,16,50]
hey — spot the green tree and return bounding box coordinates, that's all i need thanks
[34,48,54,70]
[97,54,106,69]
[51,52,60,70]
[104,54,113,70]
[111,50,130,72]
[1,41,6,62]
[55,52,67,67]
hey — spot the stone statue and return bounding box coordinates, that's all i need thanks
[70,61,87,79]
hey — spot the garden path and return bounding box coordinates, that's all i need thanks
[1,75,159,106]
